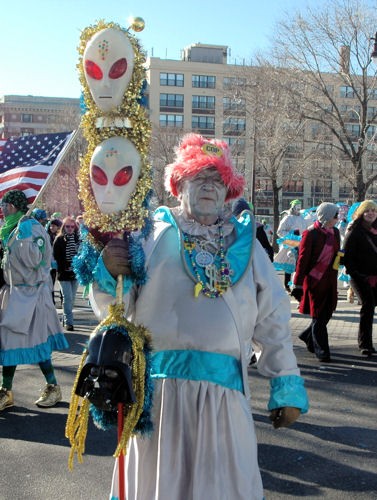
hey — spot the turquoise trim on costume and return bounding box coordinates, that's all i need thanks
[17,218,32,239]
[154,207,253,285]
[276,231,302,248]
[273,262,296,274]
[268,375,309,413]
[93,255,133,297]
[154,206,181,249]
[151,349,244,392]
[17,218,40,240]
[0,333,69,366]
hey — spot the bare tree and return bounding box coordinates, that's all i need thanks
[149,126,186,207]
[224,64,309,248]
[40,107,86,216]
[274,0,377,201]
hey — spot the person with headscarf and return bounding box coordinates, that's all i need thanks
[291,202,341,362]
[276,199,308,292]
[343,200,377,356]
[91,133,308,500]
[0,190,68,411]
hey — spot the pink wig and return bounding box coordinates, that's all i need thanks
[165,133,245,201]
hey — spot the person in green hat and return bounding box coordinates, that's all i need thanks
[0,190,68,411]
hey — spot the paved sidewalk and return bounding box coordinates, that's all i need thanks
[2,283,376,500]
[290,287,361,348]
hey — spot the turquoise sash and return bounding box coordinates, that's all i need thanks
[151,349,244,393]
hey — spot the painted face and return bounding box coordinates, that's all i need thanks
[90,136,141,214]
[83,28,135,112]
[179,167,227,224]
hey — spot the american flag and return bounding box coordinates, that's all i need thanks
[0,131,75,204]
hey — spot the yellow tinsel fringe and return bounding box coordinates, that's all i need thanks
[65,302,152,467]
[65,349,90,470]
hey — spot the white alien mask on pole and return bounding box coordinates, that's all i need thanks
[90,136,141,214]
[83,28,135,112]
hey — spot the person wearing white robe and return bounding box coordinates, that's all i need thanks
[89,134,309,500]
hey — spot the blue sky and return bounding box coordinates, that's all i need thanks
[1,0,328,98]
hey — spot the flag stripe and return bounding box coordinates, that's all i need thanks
[0,131,74,205]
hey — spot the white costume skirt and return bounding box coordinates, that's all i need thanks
[110,378,264,500]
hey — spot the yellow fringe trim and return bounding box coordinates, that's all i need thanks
[65,301,151,468]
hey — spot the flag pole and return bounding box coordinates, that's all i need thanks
[26,127,80,215]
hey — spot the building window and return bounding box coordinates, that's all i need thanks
[340,85,358,98]
[22,114,33,123]
[160,93,184,109]
[192,75,216,89]
[367,106,377,119]
[283,180,304,195]
[223,137,246,153]
[345,123,360,137]
[192,115,215,131]
[192,95,215,112]
[311,179,332,197]
[159,114,183,128]
[223,77,246,90]
[20,128,34,136]
[340,104,360,120]
[366,125,377,139]
[368,88,377,100]
[223,117,246,134]
[223,97,246,114]
[160,73,184,87]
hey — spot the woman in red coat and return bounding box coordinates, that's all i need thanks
[291,203,340,362]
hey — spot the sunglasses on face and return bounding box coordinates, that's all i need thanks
[64,225,75,229]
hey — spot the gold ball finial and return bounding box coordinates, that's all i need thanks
[129,17,145,32]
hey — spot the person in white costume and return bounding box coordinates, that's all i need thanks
[275,199,308,292]
[90,134,309,500]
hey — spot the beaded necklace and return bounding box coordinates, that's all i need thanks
[183,219,232,298]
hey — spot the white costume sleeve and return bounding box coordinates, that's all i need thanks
[251,243,300,378]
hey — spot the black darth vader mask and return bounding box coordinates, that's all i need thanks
[75,327,136,411]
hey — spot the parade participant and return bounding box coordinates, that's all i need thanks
[343,200,377,356]
[275,199,308,292]
[232,198,274,262]
[46,218,63,304]
[291,203,340,362]
[0,190,68,411]
[31,207,48,226]
[90,134,309,500]
[53,217,80,331]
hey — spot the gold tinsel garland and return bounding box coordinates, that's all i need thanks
[77,19,152,233]
[65,302,152,469]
